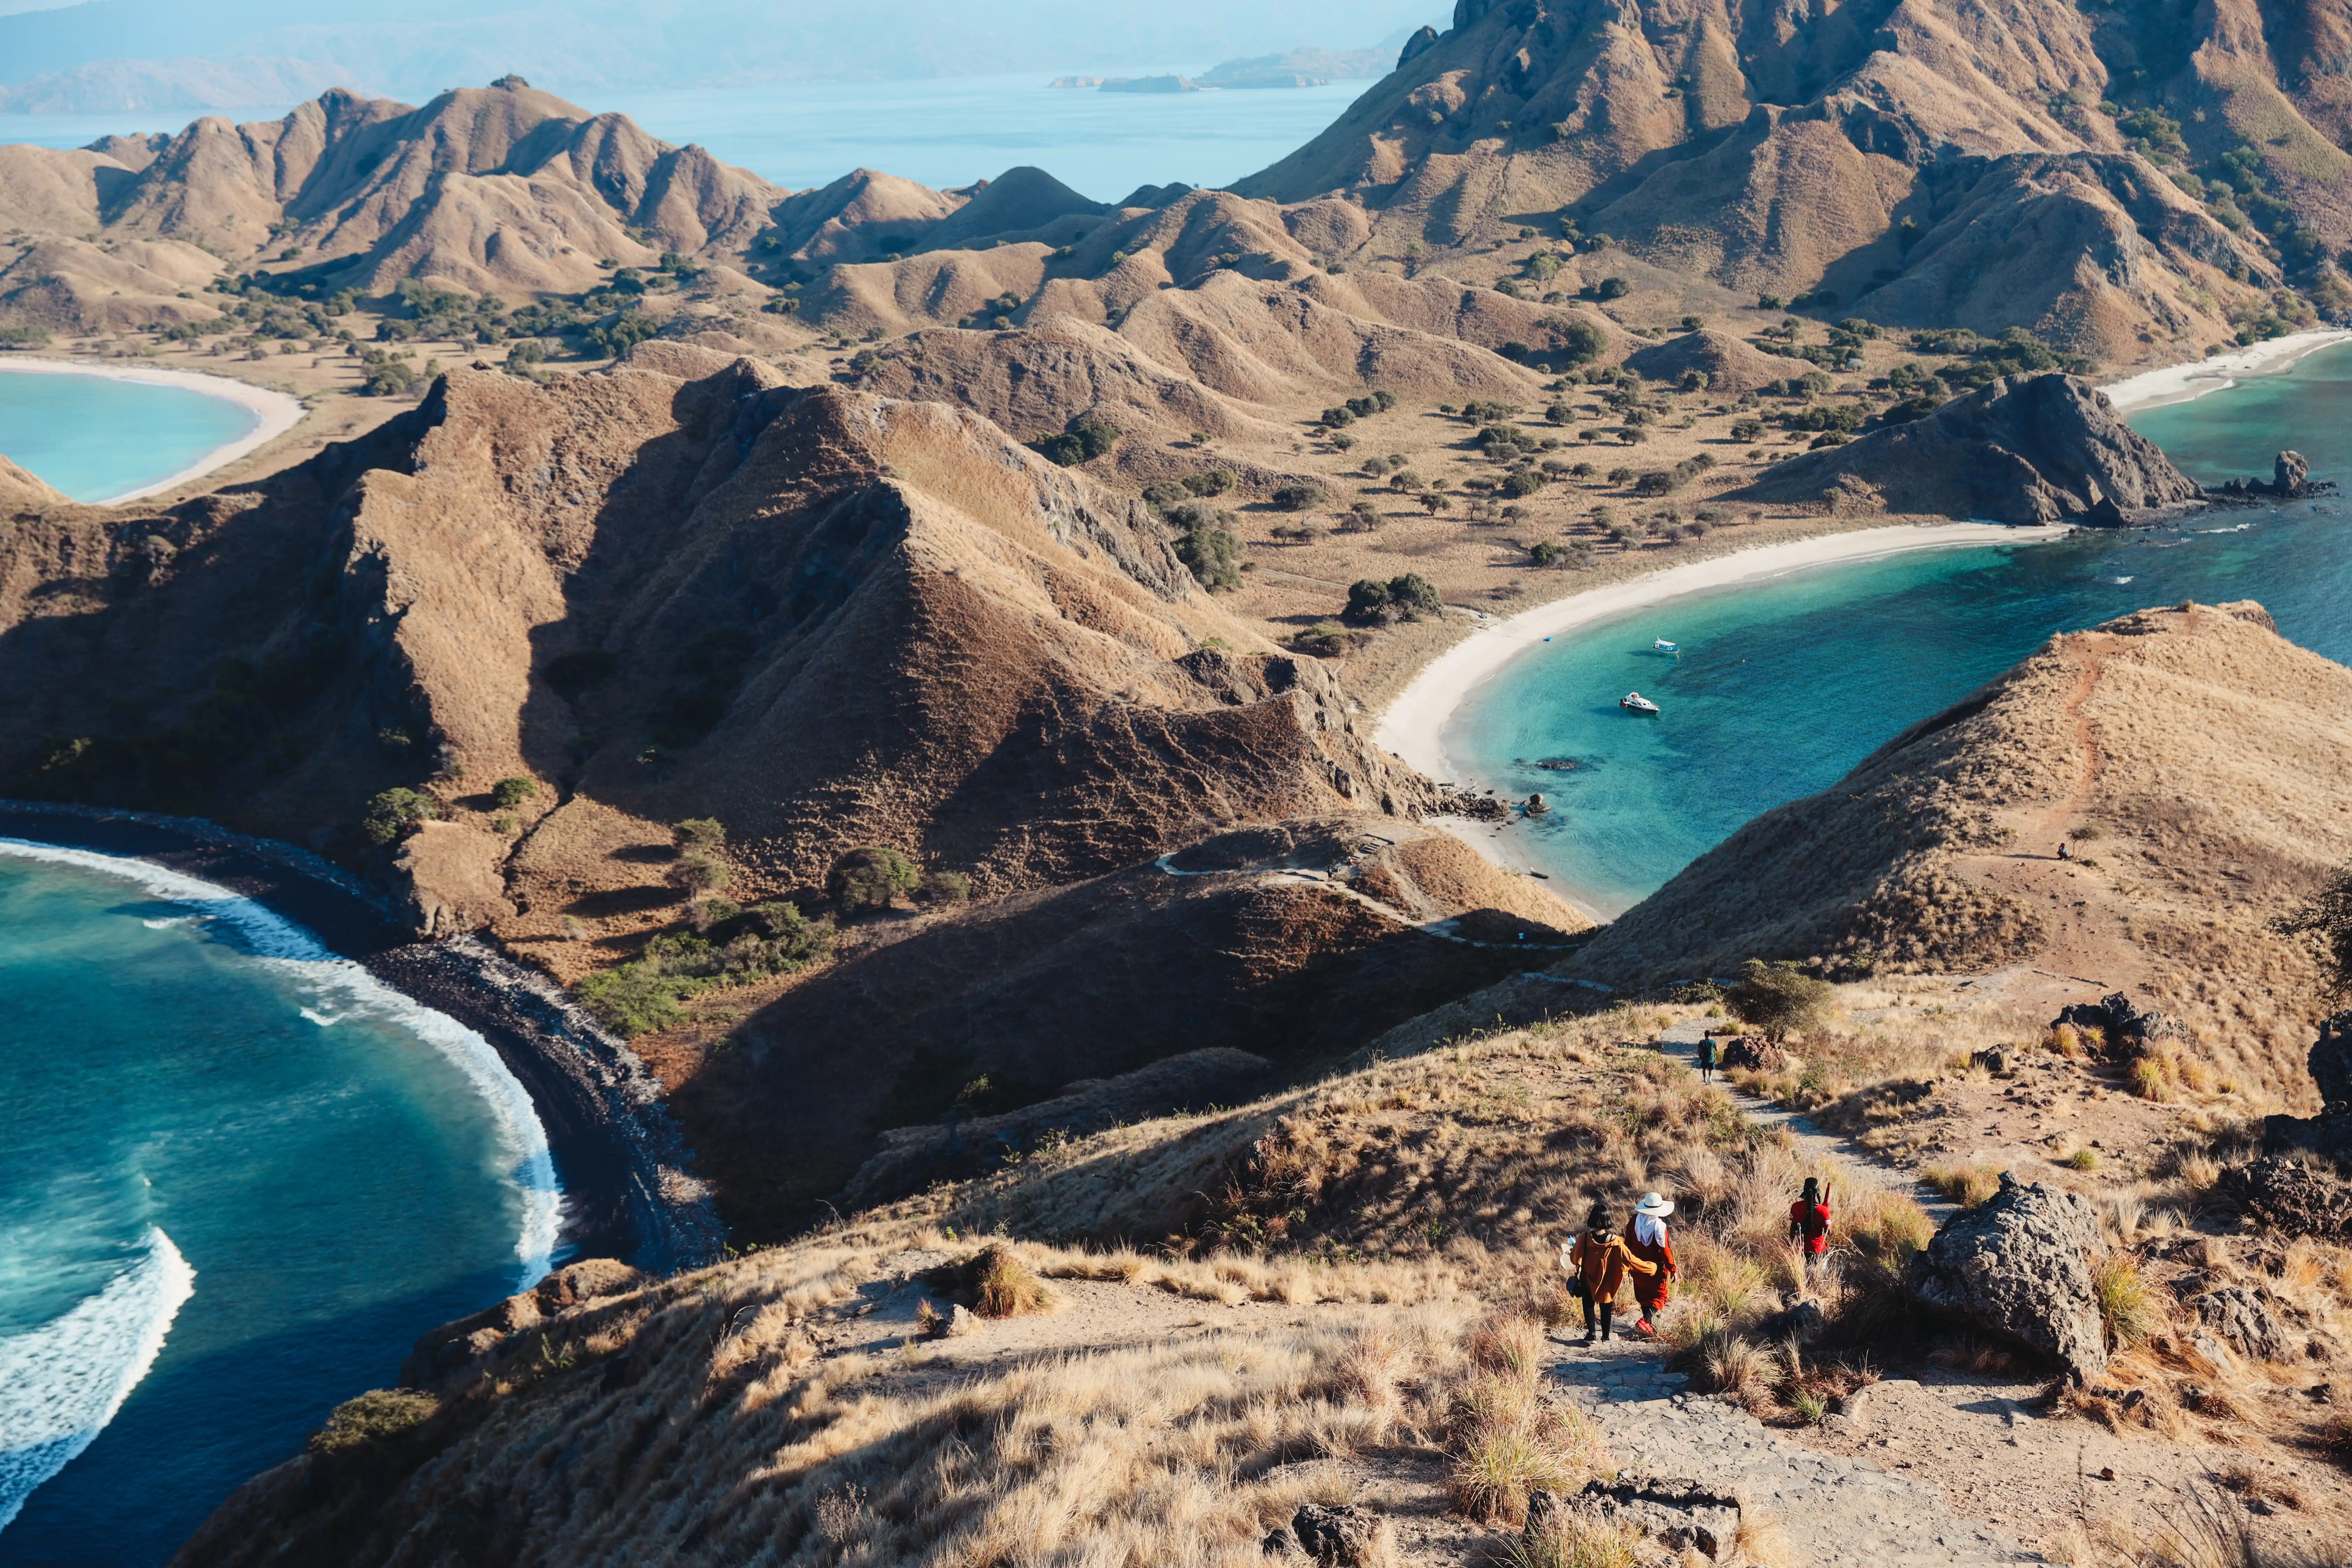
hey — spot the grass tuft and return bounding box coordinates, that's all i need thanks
[2093,1254,2161,1348]
[1924,1162,2003,1206]
[307,1389,439,1454]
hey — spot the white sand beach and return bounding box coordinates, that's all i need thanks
[2101,329,2352,413]
[0,356,306,503]
[1376,523,2071,869]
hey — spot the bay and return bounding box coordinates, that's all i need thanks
[1444,345,2352,915]
[0,368,260,504]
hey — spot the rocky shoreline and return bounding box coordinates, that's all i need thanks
[0,800,722,1275]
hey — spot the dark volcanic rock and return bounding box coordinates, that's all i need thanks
[1719,1037,1788,1072]
[1549,1475,1742,1561]
[2227,1155,2352,1239]
[1912,1172,2110,1382]
[2189,1286,2290,1362]
[2051,992,2185,1055]
[1397,24,1440,67]
[1292,1503,1376,1565]
[1736,373,2204,525]
[2213,449,2332,502]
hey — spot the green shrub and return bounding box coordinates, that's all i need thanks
[1724,958,1834,1042]
[1169,502,1242,592]
[1293,620,1376,657]
[574,903,834,1036]
[1270,483,1324,511]
[674,817,726,852]
[1556,318,1606,364]
[491,776,538,808]
[0,324,53,349]
[1182,468,1234,496]
[308,1390,439,1454]
[669,850,732,896]
[1031,416,1120,465]
[361,787,439,846]
[1344,573,1443,626]
[831,845,923,912]
[1594,276,1631,301]
[920,869,973,903]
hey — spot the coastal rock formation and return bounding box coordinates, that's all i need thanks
[397,1257,644,1386]
[2214,449,2334,501]
[1736,373,2204,524]
[1912,1172,2112,1383]
[388,821,518,938]
[1569,602,2352,1097]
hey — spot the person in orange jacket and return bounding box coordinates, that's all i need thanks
[1623,1191,1677,1337]
[1562,1203,1655,1344]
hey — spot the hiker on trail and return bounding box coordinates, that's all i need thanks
[1624,1192,1676,1337]
[1562,1204,1654,1345]
[1789,1177,1832,1274]
[1697,1035,1718,1082]
[2058,841,2071,861]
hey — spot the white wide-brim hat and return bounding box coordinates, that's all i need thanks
[1634,1192,1675,1217]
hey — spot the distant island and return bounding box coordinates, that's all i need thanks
[1049,47,1391,92]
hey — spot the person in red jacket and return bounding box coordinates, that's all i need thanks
[1788,1177,1832,1273]
[1623,1192,1676,1337]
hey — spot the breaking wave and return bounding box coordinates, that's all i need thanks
[0,1228,195,1533]
[0,839,561,1287]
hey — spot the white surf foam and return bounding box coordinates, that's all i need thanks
[0,838,561,1287]
[0,1228,195,1534]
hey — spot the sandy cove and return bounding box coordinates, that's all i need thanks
[1376,522,2073,914]
[0,354,307,503]
[2101,327,2352,413]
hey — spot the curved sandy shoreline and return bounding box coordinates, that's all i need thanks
[0,355,306,503]
[2101,328,2352,414]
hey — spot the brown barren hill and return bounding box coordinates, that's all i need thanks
[658,818,1589,1238]
[1569,601,2352,1099]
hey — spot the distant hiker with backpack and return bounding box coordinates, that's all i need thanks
[1624,1192,1676,1337]
[1562,1203,1654,1344]
[1789,1177,1832,1275]
[1697,1035,1718,1082]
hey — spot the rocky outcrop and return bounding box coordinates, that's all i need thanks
[1911,1173,2110,1383]
[399,1257,644,1386]
[2261,1011,2352,1168]
[1395,25,1440,68]
[1536,1476,1741,1562]
[1736,374,2204,525]
[2224,1156,2352,1240]
[1623,330,1813,395]
[2188,1286,2290,1363]
[2051,992,2188,1056]
[2213,450,2334,502]
[1287,1503,1378,1564]
[1718,1037,1791,1073]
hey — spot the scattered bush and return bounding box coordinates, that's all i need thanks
[831,845,923,912]
[1270,483,1324,511]
[1345,573,1443,625]
[361,787,439,846]
[1169,502,1243,592]
[1183,468,1235,496]
[1031,416,1121,466]
[490,776,538,808]
[2277,861,2352,998]
[1594,276,1631,301]
[918,869,973,904]
[1725,958,1834,1041]
[1293,621,1376,657]
[668,849,732,896]
[308,1390,439,1454]
[573,902,834,1036]
[674,817,725,852]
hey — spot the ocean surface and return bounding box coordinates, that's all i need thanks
[0,368,259,503]
[0,843,558,1566]
[0,74,1373,203]
[1445,342,2352,915]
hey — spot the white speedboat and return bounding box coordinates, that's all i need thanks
[1620,692,1660,715]
[1654,638,1679,653]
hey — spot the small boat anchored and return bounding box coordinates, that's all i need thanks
[1619,692,1660,716]
[1653,638,1679,653]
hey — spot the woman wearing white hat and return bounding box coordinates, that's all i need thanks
[1623,1192,1677,1338]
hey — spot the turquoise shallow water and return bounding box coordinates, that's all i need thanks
[1447,343,2352,915]
[0,845,557,1567]
[0,368,259,503]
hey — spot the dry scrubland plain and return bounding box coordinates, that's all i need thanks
[4,10,2352,1563]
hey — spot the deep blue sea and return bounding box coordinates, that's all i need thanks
[0,845,558,1566]
[1446,342,2352,915]
[0,369,258,504]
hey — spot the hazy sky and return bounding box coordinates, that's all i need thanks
[0,1,1442,95]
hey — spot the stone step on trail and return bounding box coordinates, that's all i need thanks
[1547,1337,2032,1566]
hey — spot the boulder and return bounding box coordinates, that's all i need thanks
[1291,1503,1376,1566]
[2277,450,2312,496]
[2189,1286,2289,1363]
[389,820,518,938]
[2212,450,2331,501]
[2225,1156,2352,1239]
[2051,992,2183,1055]
[1911,1172,2111,1383]
[1719,1037,1788,1072]
[1524,793,1549,814]
[1972,1046,2009,1075]
[1556,1475,1742,1561]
